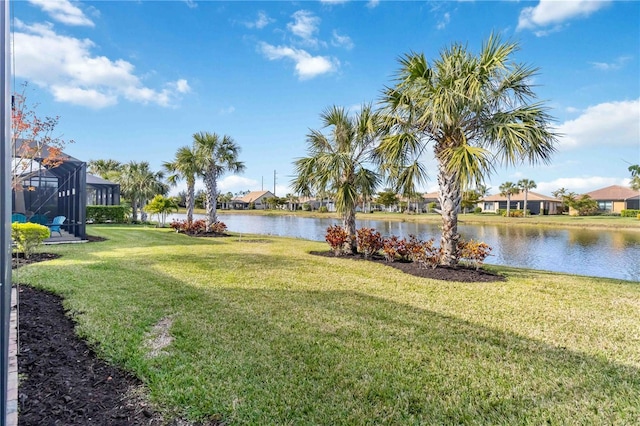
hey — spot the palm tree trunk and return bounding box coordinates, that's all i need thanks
[343,208,357,254]
[131,199,139,222]
[203,171,218,229]
[506,196,511,217]
[438,166,461,266]
[523,191,528,217]
[186,181,195,224]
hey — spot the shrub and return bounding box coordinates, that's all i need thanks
[382,236,412,262]
[12,222,50,259]
[209,221,228,234]
[621,209,640,218]
[458,239,492,270]
[302,203,311,211]
[473,207,482,214]
[86,205,126,224]
[325,225,349,256]
[318,206,329,213]
[170,219,207,235]
[356,228,383,258]
[408,236,440,269]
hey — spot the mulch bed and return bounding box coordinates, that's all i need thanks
[310,251,506,283]
[17,285,167,426]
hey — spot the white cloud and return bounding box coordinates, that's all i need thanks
[590,55,632,71]
[556,99,640,149]
[184,0,197,9]
[331,30,354,50]
[287,10,320,45]
[258,42,338,80]
[219,106,236,115]
[536,176,629,195]
[437,12,450,30]
[218,175,260,193]
[28,0,94,27]
[13,20,189,109]
[244,11,274,29]
[367,0,380,9]
[518,0,610,32]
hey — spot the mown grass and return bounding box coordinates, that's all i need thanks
[15,225,640,424]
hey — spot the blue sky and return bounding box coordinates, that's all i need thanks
[11,0,640,197]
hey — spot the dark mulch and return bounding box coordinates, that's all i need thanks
[17,285,167,426]
[12,252,61,270]
[310,251,506,283]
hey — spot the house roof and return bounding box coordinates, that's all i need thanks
[87,173,118,186]
[422,192,439,200]
[234,190,275,203]
[584,185,639,201]
[482,191,560,202]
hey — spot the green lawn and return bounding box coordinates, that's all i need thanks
[15,225,640,424]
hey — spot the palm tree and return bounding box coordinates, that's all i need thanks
[292,104,383,254]
[499,182,520,218]
[118,161,167,222]
[193,131,245,229]
[517,179,537,217]
[552,187,568,214]
[377,34,557,265]
[163,145,200,224]
[88,159,122,180]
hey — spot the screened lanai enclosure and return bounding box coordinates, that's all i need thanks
[12,139,94,239]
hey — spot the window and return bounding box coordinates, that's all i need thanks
[597,201,612,212]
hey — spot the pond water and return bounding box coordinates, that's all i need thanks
[168,213,640,282]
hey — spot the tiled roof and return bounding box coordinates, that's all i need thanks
[234,190,275,203]
[481,191,559,202]
[584,185,639,201]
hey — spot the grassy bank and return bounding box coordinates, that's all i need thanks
[186,208,640,231]
[16,226,640,424]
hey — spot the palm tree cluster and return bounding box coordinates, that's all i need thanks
[292,34,557,265]
[89,132,244,230]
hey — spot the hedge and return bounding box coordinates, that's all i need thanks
[86,205,126,223]
[12,222,50,258]
[621,209,640,218]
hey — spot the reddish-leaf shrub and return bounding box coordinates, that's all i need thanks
[408,237,440,269]
[325,225,349,256]
[170,219,207,235]
[356,227,383,258]
[382,236,412,262]
[209,221,228,234]
[458,239,492,270]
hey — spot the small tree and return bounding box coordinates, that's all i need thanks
[12,83,72,214]
[144,195,179,227]
[552,187,568,214]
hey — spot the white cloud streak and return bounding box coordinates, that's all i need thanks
[28,0,94,27]
[518,0,610,32]
[244,11,274,29]
[13,20,189,109]
[287,10,321,46]
[556,99,640,149]
[331,30,354,50]
[258,42,338,80]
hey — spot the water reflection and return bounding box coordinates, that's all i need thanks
[167,213,640,282]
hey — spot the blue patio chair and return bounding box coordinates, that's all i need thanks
[11,213,26,223]
[48,216,66,236]
[29,214,49,225]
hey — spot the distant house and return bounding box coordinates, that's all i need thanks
[479,191,562,215]
[232,190,276,210]
[421,192,440,212]
[87,174,120,206]
[581,185,640,213]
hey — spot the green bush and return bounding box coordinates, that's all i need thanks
[302,203,311,211]
[86,205,126,223]
[318,206,329,213]
[12,222,50,259]
[621,209,640,218]
[473,207,482,214]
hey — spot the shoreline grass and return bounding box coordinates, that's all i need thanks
[15,225,640,423]
[184,208,640,231]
